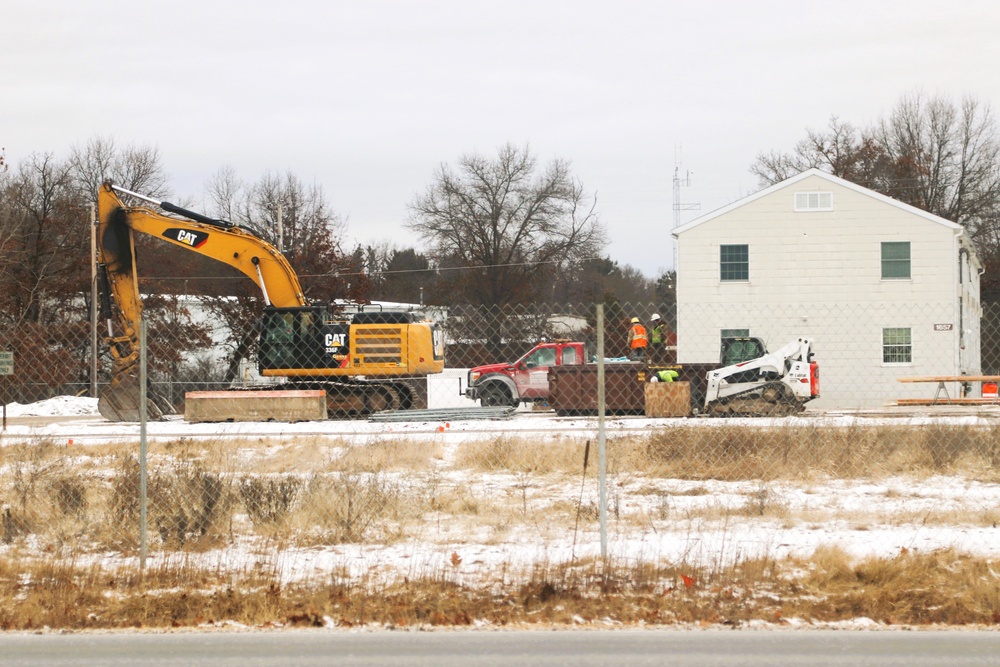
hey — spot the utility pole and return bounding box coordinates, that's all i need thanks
[276,205,283,252]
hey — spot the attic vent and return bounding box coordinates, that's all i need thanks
[794,191,833,211]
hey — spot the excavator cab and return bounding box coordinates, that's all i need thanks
[258,306,345,371]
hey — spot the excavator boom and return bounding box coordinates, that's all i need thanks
[95,182,444,421]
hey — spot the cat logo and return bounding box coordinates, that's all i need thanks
[163,228,209,248]
[324,332,347,353]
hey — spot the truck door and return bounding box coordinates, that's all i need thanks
[561,345,580,365]
[514,345,557,400]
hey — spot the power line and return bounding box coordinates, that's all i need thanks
[139,255,604,282]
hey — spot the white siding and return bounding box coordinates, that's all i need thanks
[675,172,980,409]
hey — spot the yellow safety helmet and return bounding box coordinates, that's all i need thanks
[630,317,640,324]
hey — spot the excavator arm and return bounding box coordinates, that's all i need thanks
[96,181,445,422]
[95,182,308,420]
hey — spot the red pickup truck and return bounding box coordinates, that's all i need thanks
[465,340,590,408]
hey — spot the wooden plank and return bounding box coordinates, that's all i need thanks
[896,399,988,405]
[897,376,1000,383]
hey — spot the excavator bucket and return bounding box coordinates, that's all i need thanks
[98,373,169,422]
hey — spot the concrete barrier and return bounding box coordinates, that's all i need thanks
[184,390,327,422]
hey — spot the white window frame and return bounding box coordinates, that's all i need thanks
[721,328,750,339]
[882,327,913,365]
[794,191,833,212]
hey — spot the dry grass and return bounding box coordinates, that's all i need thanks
[455,435,584,474]
[640,423,1000,480]
[332,438,441,472]
[2,423,1000,628]
[2,425,999,554]
[0,547,997,629]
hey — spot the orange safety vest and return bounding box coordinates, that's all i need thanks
[629,323,648,349]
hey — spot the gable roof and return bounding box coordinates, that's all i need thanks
[671,168,964,237]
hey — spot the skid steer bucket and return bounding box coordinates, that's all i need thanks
[98,373,169,422]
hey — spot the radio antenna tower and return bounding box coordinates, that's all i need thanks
[672,148,700,229]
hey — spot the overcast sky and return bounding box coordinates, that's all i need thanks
[5,1,1000,278]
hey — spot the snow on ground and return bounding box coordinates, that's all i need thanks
[4,387,1000,584]
[3,395,100,417]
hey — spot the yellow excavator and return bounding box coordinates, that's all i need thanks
[96,182,444,421]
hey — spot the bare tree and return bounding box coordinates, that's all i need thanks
[70,136,168,202]
[753,93,1000,225]
[0,152,91,400]
[751,92,1000,295]
[407,143,606,306]
[752,117,891,191]
[1,153,83,325]
[873,93,1000,237]
[199,169,362,381]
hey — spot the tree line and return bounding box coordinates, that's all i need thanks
[5,89,997,398]
[0,139,670,399]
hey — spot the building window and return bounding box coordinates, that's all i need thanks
[720,244,748,281]
[881,241,911,279]
[721,328,750,339]
[794,191,833,211]
[883,327,912,364]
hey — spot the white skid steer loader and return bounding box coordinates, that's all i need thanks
[705,337,819,416]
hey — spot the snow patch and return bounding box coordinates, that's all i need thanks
[4,396,99,417]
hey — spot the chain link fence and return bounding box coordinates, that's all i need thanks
[1,300,999,583]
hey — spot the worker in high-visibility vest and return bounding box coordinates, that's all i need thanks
[650,369,679,382]
[649,313,666,363]
[627,317,647,361]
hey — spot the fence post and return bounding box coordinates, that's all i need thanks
[596,304,607,559]
[90,203,98,399]
[139,320,148,571]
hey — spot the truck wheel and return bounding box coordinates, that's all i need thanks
[480,384,517,408]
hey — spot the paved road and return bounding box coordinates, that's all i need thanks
[1,628,998,666]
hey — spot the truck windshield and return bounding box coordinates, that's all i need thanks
[524,347,557,367]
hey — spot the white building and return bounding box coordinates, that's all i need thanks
[672,169,982,409]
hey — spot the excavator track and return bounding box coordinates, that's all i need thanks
[289,378,425,418]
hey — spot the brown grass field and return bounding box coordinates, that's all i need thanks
[1,423,999,629]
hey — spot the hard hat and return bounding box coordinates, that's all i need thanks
[630,317,640,324]
[651,313,661,321]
